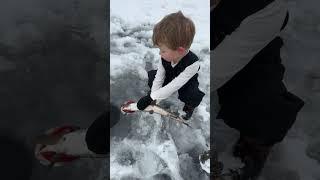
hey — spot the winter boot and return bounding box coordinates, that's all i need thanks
[238,138,272,180]
[233,136,250,160]
[182,104,195,120]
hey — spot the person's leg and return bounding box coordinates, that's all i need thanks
[85,111,108,154]
[238,136,273,180]
[85,104,120,155]
[181,104,195,120]
[147,70,157,89]
[1,135,33,180]
[233,134,248,159]
[178,85,205,120]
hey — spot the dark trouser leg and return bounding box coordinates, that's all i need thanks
[236,136,273,180]
[147,70,157,89]
[85,104,120,154]
[178,84,205,108]
[178,85,205,119]
[85,111,107,154]
[233,135,247,159]
[147,70,171,89]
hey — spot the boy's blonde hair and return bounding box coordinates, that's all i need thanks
[152,11,195,50]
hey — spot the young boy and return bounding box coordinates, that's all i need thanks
[136,11,205,120]
[211,0,304,179]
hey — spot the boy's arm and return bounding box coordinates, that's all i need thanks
[211,0,287,91]
[151,61,165,92]
[136,60,165,111]
[150,61,200,100]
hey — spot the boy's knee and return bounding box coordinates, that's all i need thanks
[85,112,108,154]
[85,128,107,154]
[179,88,205,107]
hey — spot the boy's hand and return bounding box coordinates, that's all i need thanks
[137,94,154,110]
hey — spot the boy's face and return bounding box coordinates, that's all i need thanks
[157,43,185,63]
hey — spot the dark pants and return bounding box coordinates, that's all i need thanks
[85,104,120,154]
[85,111,107,154]
[217,37,304,145]
[148,70,205,108]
